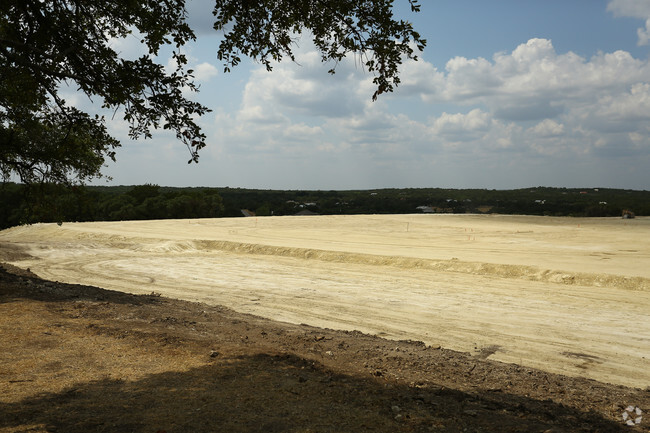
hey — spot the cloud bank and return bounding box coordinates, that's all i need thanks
[95,2,650,189]
[206,35,649,185]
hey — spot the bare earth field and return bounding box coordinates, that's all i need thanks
[1,214,649,432]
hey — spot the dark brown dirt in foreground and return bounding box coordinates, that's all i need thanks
[0,263,648,433]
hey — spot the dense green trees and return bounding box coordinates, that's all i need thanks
[1,0,424,185]
[0,183,224,228]
[214,187,650,218]
[1,184,648,229]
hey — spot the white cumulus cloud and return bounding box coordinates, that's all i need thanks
[194,62,218,82]
[530,119,564,137]
[207,32,650,186]
[638,19,650,45]
[607,0,650,18]
[432,109,490,140]
[608,0,650,45]
[418,38,650,118]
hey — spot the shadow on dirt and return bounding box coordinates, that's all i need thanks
[0,264,163,306]
[0,352,631,433]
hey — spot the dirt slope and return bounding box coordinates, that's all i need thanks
[1,215,649,388]
[1,264,648,433]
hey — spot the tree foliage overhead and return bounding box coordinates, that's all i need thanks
[214,0,426,101]
[1,0,425,185]
[1,0,208,184]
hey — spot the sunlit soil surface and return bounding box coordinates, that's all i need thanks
[1,214,649,388]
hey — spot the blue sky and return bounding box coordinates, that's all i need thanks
[88,0,650,190]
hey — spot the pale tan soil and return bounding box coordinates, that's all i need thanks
[1,214,649,391]
[1,264,649,432]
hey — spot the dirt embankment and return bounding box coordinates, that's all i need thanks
[2,216,649,389]
[1,263,648,433]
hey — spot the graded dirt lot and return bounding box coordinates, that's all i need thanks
[1,214,649,432]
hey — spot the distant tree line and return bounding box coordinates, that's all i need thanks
[216,187,650,219]
[0,183,224,228]
[1,183,648,230]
